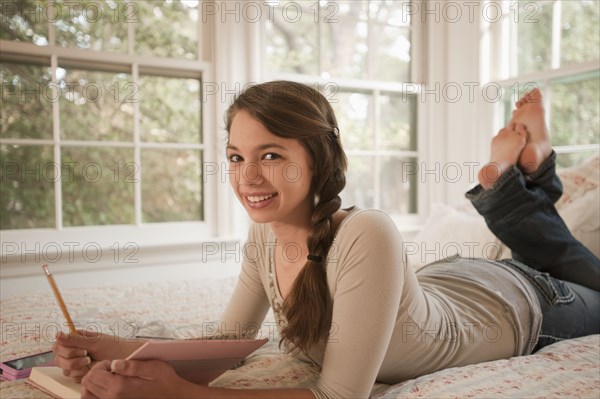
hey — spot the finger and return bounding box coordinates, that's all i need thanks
[80,361,111,386]
[55,331,99,350]
[111,359,171,380]
[54,356,92,376]
[82,372,111,399]
[81,388,101,399]
[54,357,92,377]
[508,121,517,131]
[62,366,89,378]
[82,361,126,397]
[52,342,88,359]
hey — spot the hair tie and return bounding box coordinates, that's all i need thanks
[331,127,339,138]
[307,254,324,262]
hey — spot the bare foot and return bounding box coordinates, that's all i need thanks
[511,88,553,174]
[478,123,527,190]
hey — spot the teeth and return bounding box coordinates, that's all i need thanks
[247,194,274,203]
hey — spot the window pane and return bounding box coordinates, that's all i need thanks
[340,155,374,209]
[331,91,373,151]
[1,62,53,139]
[321,2,368,79]
[380,156,417,215]
[0,0,49,45]
[380,92,416,151]
[265,0,413,80]
[1,144,55,229]
[265,1,319,74]
[500,83,542,124]
[139,76,200,143]
[369,1,411,82]
[550,72,600,147]
[513,0,554,75]
[58,67,133,141]
[561,0,600,66]
[135,0,198,59]
[54,0,129,52]
[61,147,135,226]
[556,150,599,169]
[141,149,202,222]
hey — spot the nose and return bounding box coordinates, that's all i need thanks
[238,161,265,186]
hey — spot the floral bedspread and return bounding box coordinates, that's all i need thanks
[1,277,598,398]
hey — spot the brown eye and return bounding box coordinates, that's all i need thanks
[263,153,280,161]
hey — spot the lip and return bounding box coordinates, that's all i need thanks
[242,192,278,209]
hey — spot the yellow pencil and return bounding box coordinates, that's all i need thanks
[42,265,77,335]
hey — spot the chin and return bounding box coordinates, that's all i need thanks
[245,210,275,224]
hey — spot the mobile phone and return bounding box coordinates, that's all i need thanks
[0,351,54,380]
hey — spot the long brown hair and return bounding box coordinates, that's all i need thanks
[225,81,348,353]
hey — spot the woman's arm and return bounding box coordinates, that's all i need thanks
[191,386,316,399]
[53,330,146,380]
[310,210,405,398]
[217,223,271,338]
[82,358,317,399]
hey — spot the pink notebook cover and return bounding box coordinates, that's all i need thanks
[126,338,269,384]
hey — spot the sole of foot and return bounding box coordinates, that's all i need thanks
[511,89,552,174]
[478,124,527,190]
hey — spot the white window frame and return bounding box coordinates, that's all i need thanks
[485,0,600,158]
[0,7,227,270]
[258,1,426,232]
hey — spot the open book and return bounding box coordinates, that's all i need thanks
[28,338,269,398]
[28,367,81,399]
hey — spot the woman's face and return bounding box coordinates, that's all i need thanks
[227,110,314,225]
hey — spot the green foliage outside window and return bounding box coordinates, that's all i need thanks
[0,0,203,230]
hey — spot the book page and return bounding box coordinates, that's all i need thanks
[28,367,82,399]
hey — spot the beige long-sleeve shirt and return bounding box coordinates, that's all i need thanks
[220,208,542,399]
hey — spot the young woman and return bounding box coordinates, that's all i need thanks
[54,82,600,399]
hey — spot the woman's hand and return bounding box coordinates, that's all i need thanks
[81,359,204,399]
[53,330,144,381]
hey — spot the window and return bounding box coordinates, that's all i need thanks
[0,1,210,246]
[264,0,419,220]
[488,0,599,168]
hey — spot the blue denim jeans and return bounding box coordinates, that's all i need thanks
[466,152,600,351]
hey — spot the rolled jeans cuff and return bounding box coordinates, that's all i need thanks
[465,165,524,207]
[465,150,558,206]
[526,150,557,182]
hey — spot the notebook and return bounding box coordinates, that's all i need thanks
[126,337,269,384]
[28,367,81,399]
[28,338,269,398]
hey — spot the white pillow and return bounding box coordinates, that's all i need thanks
[556,154,600,258]
[409,154,600,269]
[406,202,509,270]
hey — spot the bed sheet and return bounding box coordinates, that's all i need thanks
[1,277,598,398]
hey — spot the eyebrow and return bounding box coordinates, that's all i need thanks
[226,143,288,152]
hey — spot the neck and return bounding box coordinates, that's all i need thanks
[269,199,313,247]
[270,220,311,248]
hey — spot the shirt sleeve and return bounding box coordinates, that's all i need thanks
[310,210,406,399]
[219,223,270,339]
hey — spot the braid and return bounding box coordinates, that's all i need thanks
[281,161,346,353]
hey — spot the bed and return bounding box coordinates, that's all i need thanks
[1,156,599,398]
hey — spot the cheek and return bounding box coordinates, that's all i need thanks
[279,163,306,186]
[227,166,238,188]
[286,164,312,197]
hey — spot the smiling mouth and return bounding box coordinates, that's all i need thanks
[246,193,277,203]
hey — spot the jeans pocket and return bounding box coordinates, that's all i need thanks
[500,259,575,306]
